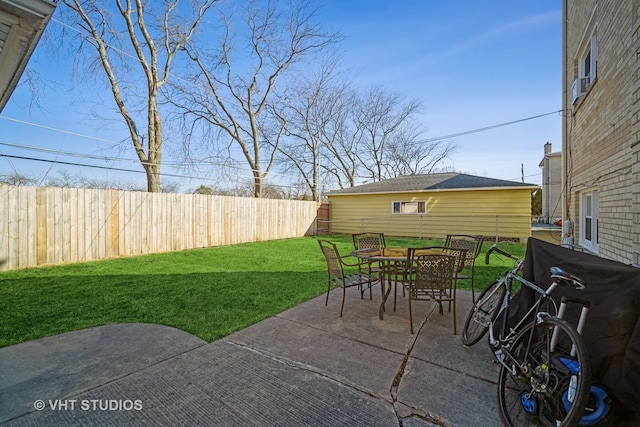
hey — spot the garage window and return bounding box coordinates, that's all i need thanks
[392,201,426,214]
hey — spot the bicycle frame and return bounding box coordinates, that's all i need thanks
[486,255,562,374]
[480,245,599,426]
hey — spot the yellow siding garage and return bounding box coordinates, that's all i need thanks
[326,173,537,242]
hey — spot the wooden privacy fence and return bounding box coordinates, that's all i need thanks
[0,185,319,270]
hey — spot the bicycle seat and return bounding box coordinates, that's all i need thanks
[550,267,586,290]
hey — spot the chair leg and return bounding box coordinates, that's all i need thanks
[393,281,398,311]
[452,299,457,335]
[325,282,331,306]
[470,271,476,302]
[452,286,457,335]
[340,286,346,317]
[393,271,405,312]
[408,297,414,334]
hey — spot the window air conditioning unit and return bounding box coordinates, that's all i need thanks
[571,77,590,104]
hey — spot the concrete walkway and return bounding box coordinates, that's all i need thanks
[0,289,501,426]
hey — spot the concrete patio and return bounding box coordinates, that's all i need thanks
[0,287,501,426]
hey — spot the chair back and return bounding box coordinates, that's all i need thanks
[409,246,467,275]
[352,233,386,251]
[449,240,475,270]
[446,235,483,269]
[318,240,345,280]
[408,251,457,291]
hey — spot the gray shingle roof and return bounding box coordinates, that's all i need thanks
[326,173,537,195]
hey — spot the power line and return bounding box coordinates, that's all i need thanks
[0,153,303,191]
[0,116,123,146]
[0,138,304,182]
[0,153,150,175]
[413,110,564,144]
[1,107,563,173]
[0,140,136,163]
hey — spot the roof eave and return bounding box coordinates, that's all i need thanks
[0,0,58,112]
[326,185,540,197]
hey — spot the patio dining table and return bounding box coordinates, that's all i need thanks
[351,247,442,320]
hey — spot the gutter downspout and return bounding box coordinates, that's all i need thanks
[561,0,571,243]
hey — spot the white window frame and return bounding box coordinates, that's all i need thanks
[579,189,598,253]
[392,200,426,215]
[576,6,598,89]
[578,36,597,84]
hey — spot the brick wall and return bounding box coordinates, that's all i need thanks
[564,0,640,266]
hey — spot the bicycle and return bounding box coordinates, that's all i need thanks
[462,244,593,426]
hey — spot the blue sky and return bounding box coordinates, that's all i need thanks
[0,0,562,190]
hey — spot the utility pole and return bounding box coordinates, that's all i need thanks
[521,163,524,183]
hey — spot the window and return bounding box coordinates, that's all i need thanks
[579,189,598,252]
[579,36,597,84]
[392,201,426,214]
[583,49,592,80]
[572,7,597,104]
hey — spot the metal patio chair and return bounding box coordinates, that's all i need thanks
[352,232,386,299]
[405,249,459,334]
[318,239,379,317]
[444,234,484,302]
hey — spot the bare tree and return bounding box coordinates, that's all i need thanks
[385,130,456,178]
[276,77,454,191]
[45,170,81,188]
[352,85,423,182]
[274,58,352,201]
[318,87,363,189]
[0,172,36,186]
[170,0,339,197]
[60,0,217,192]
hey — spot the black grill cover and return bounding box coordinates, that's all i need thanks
[508,238,640,423]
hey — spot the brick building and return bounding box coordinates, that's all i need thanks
[562,0,640,266]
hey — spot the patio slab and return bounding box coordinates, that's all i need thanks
[3,340,397,426]
[396,356,501,426]
[0,288,502,426]
[0,323,207,423]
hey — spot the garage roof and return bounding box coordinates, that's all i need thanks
[326,172,538,195]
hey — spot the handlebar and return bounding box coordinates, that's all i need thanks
[485,244,521,264]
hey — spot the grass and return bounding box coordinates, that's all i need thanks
[0,235,525,348]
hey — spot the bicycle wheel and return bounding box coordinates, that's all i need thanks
[461,279,506,346]
[497,316,591,427]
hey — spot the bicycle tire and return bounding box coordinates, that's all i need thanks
[461,279,506,346]
[497,316,591,427]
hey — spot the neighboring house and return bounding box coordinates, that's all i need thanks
[0,0,58,112]
[538,142,562,223]
[562,0,640,266]
[325,173,538,242]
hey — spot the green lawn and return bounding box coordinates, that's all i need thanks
[0,235,525,348]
